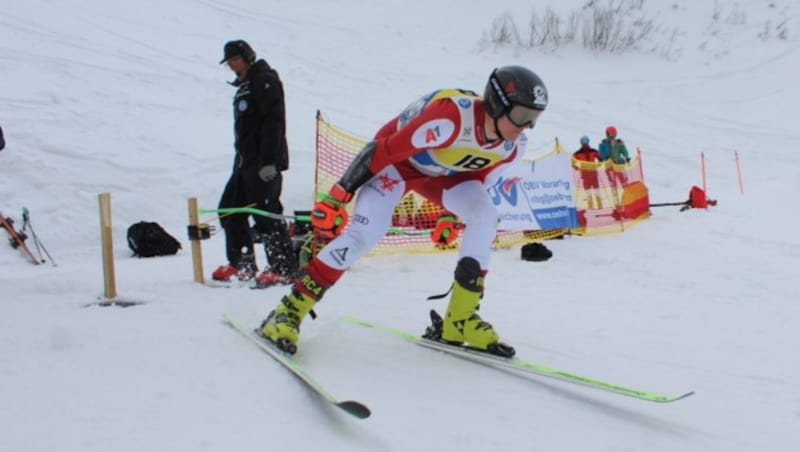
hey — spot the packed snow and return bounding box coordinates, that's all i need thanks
[1,1,799,451]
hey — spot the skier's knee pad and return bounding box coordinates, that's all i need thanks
[453,257,483,292]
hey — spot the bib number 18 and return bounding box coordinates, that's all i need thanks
[452,154,491,170]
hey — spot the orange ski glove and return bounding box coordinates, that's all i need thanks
[311,184,352,239]
[431,214,460,245]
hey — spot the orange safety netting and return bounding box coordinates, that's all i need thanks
[570,149,651,235]
[314,111,566,255]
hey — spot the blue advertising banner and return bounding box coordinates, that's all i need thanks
[487,152,578,231]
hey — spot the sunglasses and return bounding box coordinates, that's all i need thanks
[506,104,542,128]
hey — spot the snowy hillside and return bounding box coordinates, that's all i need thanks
[1,1,799,451]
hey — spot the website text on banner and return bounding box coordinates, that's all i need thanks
[488,151,578,231]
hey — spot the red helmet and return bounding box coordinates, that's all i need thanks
[605,126,618,137]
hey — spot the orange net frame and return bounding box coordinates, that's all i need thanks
[570,148,651,235]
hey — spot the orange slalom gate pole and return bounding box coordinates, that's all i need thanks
[637,147,645,181]
[700,152,708,210]
[735,150,744,195]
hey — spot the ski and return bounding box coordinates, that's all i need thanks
[222,314,371,419]
[343,315,694,403]
[0,212,41,265]
[204,280,255,289]
[205,281,288,290]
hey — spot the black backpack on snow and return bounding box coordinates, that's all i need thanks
[127,221,182,257]
[520,242,553,262]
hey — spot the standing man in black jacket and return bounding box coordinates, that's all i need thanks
[213,40,297,286]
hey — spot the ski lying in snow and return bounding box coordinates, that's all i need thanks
[205,280,254,289]
[343,315,694,403]
[222,314,371,419]
[0,212,41,265]
[205,280,289,290]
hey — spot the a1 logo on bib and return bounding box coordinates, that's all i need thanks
[411,119,455,149]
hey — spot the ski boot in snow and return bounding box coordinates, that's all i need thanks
[258,289,316,355]
[212,254,257,282]
[211,264,256,282]
[423,257,515,358]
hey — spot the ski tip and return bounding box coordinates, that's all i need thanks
[337,400,371,419]
[668,390,695,402]
[653,390,695,403]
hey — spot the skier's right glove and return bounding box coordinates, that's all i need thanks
[311,184,352,239]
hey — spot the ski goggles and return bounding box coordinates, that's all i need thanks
[506,104,543,128]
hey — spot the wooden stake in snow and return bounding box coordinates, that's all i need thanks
[98,192,117,299]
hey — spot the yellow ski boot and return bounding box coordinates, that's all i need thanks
[259,289,316,355]
[433,257,514,357]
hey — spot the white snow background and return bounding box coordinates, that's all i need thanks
[1,1,799,451]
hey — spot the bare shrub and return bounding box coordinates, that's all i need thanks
[488,13,522,47]
[582,0,657,53]
[725,4,746,25]
[706,0,789,45]
[776,20,789,40]
[483,0,789,59]
[758,21,773,40]
[485,0,669,57]
[529,7,566,50]
[564,12,581,43]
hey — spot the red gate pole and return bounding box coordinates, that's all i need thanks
[735,150,744,195]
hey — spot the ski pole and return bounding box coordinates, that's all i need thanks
[201,202,257,223]
[649,201,690,208]
[199,206,305,221]
[22,208,56,266]
[21,209,44,263]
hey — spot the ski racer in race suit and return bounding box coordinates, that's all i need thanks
[260,66,549,357]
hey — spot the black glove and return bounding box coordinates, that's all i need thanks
[258,165,278,182]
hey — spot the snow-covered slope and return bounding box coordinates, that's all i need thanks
[1,1,799,451]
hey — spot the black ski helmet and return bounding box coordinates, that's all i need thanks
[484,66,548,121]
[219,40,256,64]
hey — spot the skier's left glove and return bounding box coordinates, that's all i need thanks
[311,184,352,239]
[431,214,460,245]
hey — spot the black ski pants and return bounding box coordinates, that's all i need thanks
[218,166,297,276]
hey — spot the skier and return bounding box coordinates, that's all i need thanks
[213,40,297,286]
[258,66,549,357]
